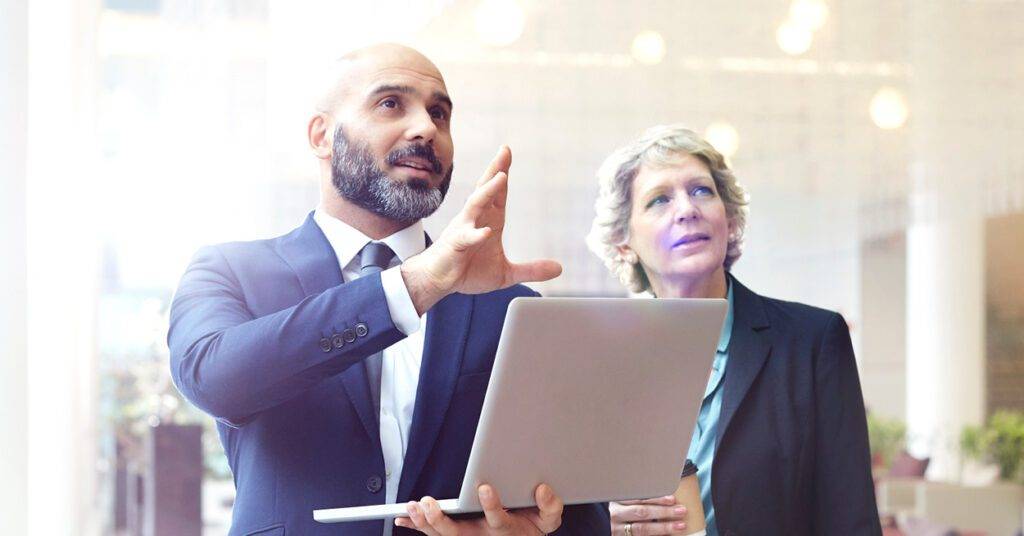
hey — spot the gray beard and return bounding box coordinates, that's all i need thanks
[330,125,452,224]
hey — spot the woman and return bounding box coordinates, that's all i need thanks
[587,125,881,536]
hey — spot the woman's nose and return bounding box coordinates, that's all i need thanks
[674,198,699,223]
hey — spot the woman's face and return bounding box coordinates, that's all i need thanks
[621,155,731,293]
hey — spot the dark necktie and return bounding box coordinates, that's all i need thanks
[358,242,396,421]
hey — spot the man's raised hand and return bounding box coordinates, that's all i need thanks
[401,146,562,314]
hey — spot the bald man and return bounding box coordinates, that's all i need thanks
[168,44,609,535]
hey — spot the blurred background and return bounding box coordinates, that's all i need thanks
[2,0,1023,534]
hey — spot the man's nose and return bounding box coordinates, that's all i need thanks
[405,107,438,143]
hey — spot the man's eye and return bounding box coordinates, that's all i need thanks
[430,107,449,120]
[380,98,399,109]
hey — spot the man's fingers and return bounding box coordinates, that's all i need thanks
[476,145,512,187]
[611,504,687,523]
[533,484,564,534]
[403,501,441,536]
[478,484,515,530]
[393,512,420,533]
[492,165,510,210]
[506,259,563,285]
[448,226,492,253]
[421,496,460,534]
[461,171,507,223]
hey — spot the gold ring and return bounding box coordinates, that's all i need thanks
[624,522,633,536]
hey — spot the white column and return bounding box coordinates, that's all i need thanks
[26,0,102,533]
[0,0,29,533]
[905,177,985,480]
[904,0,986,481]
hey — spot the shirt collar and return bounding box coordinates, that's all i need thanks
[716,278,734,354]
[313,207,426,269]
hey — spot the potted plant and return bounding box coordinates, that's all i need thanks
[960,411,1024,484]
[867,413,907,472]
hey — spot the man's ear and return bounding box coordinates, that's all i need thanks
[308,114,332,160]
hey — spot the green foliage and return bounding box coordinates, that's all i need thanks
[959,411,1024,483]
[959,424,987,460]
[867,413,906,469]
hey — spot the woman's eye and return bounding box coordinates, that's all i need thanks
[646,194,669,209]
[692,185,715,197]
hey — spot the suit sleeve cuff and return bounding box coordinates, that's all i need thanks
[381,266,421,335]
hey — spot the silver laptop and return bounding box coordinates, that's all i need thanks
[314,296,727,523]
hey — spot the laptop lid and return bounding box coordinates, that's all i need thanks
[313,296,726,522]
[455,296,726,511]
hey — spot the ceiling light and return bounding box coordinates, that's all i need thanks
[870,87,909,130]
[631,30,666,65]
[776,20,813,56]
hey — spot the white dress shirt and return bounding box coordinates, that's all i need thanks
[313,208,425,536]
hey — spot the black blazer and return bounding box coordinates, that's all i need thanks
[710,276,881,536]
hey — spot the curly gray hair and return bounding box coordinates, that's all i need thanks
[586,124,749,294]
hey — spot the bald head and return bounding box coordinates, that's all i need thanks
[341,43,441,71]
[317,43,447,114]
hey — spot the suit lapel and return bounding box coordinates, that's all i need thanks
[276,212,380,445]
[396,292,473,501]
[277,212,344,298]
[717,276,772,447]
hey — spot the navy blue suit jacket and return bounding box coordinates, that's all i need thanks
[710,276,881,536]
[168,214,608,536]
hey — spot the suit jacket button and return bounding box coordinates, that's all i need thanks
[366,475,383,493]
[330,333,345,349]
[342,328,357,343]
[318,337,332,353]
[355,323,368,337]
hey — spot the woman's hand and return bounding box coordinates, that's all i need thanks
[609,495,689,535]
[395,483,563,535]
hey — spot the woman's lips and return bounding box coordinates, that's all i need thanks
[672,234,711,250]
